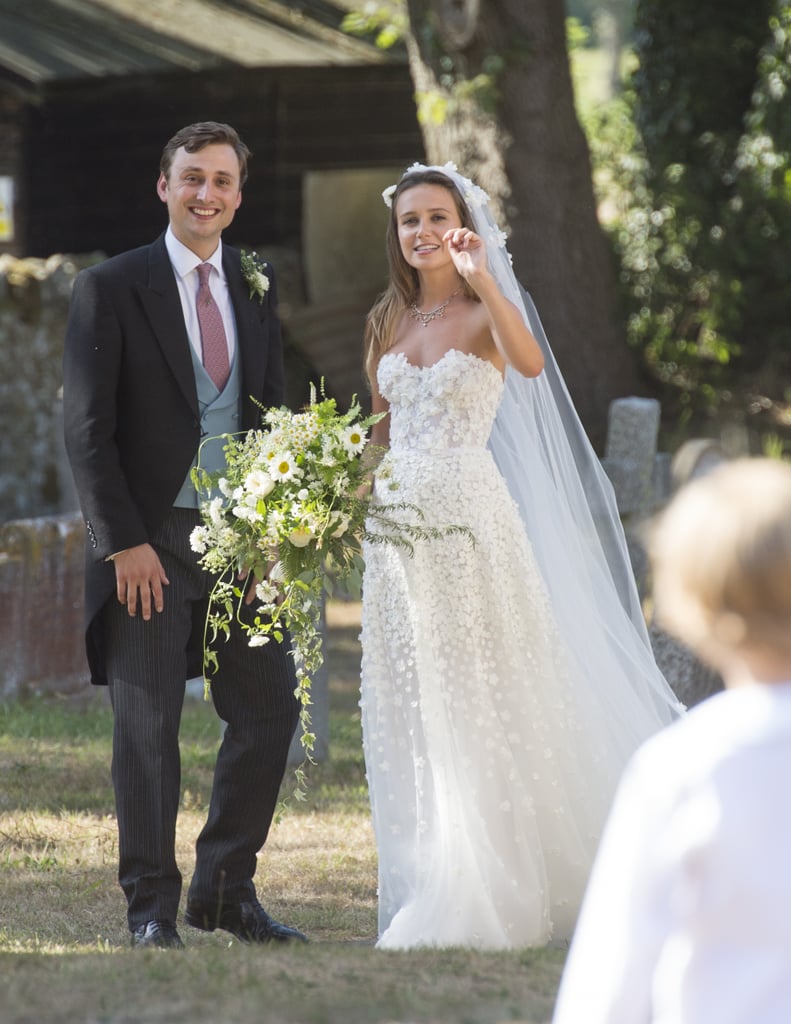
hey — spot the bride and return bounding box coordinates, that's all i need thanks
[359,163,683,950]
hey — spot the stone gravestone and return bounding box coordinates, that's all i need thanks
[601,396,665,600]
[0,515,88,698]
[647,621,723,710]
[602,398,725,709]
[648,437,728,708]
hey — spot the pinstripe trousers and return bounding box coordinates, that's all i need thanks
[102,507,299,930]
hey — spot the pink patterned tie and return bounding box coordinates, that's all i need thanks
[196,262,230,390]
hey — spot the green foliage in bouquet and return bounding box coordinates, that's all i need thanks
[190,384,467,795]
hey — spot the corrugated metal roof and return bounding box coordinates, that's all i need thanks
[0,0,395,87]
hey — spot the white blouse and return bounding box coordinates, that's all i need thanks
[552,681,791,1024]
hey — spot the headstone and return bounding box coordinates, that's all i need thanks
[0,514,88,698]
[649,622,723,709]
[671,438,727,490]
[601,398,728,709]
[601,397,664,599]
[602,396,663,516]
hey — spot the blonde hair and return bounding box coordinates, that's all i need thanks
[650,457,791,663]
[363,168,479,388]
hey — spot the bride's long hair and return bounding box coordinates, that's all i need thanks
[363,168,479,388]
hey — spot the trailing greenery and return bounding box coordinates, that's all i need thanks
[588,1,791,431]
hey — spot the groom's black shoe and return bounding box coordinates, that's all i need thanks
[130,920,184,949]
[185,897,308,944]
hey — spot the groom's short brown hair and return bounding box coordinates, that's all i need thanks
[160,122,252,186]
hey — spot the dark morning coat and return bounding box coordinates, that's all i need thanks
[63,233,285,684]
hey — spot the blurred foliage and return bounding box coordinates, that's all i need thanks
[344,1,791,440]
[567,0,635,37]
[340,1,407,48]
[567,16,593,52]
[342,1,505,123]
[586,1,791,432]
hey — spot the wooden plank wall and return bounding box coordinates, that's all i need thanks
[22,64,422,258]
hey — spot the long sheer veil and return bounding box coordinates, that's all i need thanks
[391,163,683,730]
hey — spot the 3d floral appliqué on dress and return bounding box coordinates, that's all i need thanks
[360,348,623,949]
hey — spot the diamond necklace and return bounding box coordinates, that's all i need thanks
[408,289,460,328]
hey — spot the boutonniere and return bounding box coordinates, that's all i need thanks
[241,250,270,304]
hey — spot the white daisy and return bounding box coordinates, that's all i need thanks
[341,424,367,455]
[270,451,300,482]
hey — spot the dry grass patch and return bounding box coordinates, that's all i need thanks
[0,600,566,1022]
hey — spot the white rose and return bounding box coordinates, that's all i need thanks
[288,527,313,548]
[244,468,275,498]
[189,525,209,553]
[255,580,279,604]
[331,513,350,538]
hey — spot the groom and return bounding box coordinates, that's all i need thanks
[63,122,305,949]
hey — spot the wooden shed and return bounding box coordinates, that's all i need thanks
[0,0,424,405]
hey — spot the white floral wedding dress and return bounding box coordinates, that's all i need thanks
[360,348,671,950]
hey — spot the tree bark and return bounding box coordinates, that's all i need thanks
[405,0,640,447]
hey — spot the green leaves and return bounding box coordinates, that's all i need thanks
[341,2,407,49]
[589,3,791,429]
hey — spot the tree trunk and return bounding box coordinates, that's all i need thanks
[405,0,639,447]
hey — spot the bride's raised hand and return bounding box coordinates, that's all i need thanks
[444,227,486,279]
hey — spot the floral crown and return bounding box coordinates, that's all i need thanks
[381,161,510,259]
[381,161,491,211]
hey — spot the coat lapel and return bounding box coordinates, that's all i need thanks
[223,247,268,429]
[135,234,199,418]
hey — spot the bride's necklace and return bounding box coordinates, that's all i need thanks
[408,289,460,328]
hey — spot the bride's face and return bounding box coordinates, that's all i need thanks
[394,183,462,271]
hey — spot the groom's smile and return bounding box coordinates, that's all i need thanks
[190,205,220,219]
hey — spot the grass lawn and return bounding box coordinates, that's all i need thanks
[0,600,566,1024]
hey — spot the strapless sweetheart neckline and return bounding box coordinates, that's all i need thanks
[380,348,502,377]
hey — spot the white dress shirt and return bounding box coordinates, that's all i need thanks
[552,680,791,1024]
[164,226,238,363]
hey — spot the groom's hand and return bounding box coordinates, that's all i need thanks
[240,569,260,606]
[112,543,170,619]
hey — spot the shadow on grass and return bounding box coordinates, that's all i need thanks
[0,604,566,1023]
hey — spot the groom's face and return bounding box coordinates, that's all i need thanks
[157,143,242,259]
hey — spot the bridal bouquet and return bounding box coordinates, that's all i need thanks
[189,384,458,789]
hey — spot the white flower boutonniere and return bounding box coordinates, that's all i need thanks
[241,249,270,304]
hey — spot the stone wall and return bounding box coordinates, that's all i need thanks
[0,256,94,697]
[0,254,97,524]
[0,513,88,698]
